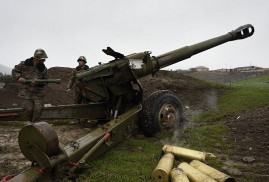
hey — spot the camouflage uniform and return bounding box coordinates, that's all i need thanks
[12,57,48,122]
[67,65,89,104]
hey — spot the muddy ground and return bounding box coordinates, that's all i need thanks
[0,67,268,181]
[224,106,269,181]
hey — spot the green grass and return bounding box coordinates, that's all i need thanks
[188,76,225,89]
[68,123,232,182]
[197,74,269,122]
[76,137,163,182]
[184,124,231,153]
[199,87,269,122]
[231,73,269,87]
[0,121,26,126]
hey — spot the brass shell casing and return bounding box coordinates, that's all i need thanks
[190,160,235,182]
[152,152,175,182]
[170,168,190,182]
[178,162,217,182]
[163,145,215,162]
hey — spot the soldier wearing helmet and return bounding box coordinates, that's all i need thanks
[12,48,49,122]
[67,56,90,104]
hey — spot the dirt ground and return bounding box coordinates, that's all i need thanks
[224,106,269,181]
[0,67,268,181]
[0,125,93,177]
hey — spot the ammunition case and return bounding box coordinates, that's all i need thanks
[190,160,235,182]
[178,162,217,182]
[162,145,215,162]
[170,168,190,182]
[152,152,174,182]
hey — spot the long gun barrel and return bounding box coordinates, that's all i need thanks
[133,24,254,78]
[24,79,61,84]
[155,24,254,69]
[76,24,254,104]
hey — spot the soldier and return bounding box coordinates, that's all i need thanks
[12,49,49,122]
[67,56,90,104]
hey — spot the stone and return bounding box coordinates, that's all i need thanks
[242,156,255,163]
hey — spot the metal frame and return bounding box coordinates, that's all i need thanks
[9,105,141,182]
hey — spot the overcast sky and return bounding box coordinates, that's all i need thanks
[0,0,268,70]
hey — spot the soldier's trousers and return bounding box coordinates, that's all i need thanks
[74,91,89,104]
[74,91,83,104]
[22,98,44,122]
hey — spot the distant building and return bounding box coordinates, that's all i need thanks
[234,66,262,72]
[215,68,233,72]
[189,66,209,72]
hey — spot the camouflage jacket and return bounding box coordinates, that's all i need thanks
[67,65,90,90]
[12,57,48,99]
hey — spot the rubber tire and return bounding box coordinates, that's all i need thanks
[140,90,184,137]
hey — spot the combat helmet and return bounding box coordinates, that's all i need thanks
[77,56,87,63]
[34,49,48,60]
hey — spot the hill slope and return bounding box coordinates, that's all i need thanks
[0,64,12,75]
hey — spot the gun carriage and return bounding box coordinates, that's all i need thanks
[0,24,254,182]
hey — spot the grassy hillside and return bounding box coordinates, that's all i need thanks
[231,72,269,87]
[199,73,269,122]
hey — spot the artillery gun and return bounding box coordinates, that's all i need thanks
[0,24,254,182]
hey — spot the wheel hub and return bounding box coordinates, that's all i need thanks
[158,104,179,129]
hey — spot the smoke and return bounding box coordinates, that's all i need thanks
[160,89,219,147]
[205,89,218,109]
[160,119,195,147]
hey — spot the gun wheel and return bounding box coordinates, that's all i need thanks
[140,90,184,136]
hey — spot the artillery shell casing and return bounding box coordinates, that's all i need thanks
[152,152,174,182]
[178,162,217,182]
[190,160,235,182]
[162,145,214,162]
[170,168,190,182]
